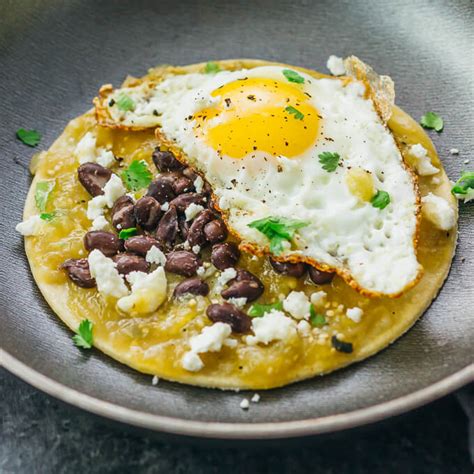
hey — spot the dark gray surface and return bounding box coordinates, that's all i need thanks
[1,369,472,473]
[0,0,473,435]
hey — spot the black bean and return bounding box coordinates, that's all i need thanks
[164,250,201,277]
[270,258,307,278]
[172,174,194,195]
[211,242,240,270]
[182,167,198,181]
[83,231,122,257]
[77,163,112,197]
[169,193,206,213]
[113,253,150,275]
[60,258,95,288]
[134,196,162,231]
[146,176,176,204]
[203,219,227,244]
[206,303,251,333]
[111,195,136,231]
[152,147,185,172]
[331,335,353,354]
[155,206,179,247]
[187,209,215,248]
[124,235,162,256]
[308,266,335,285]
[221,279,263,302]
[229,269,261,285]
[178,215,190,240]
[173,277,209,297]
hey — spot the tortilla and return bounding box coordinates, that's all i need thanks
[21,60,457,389]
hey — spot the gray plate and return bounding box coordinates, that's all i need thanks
[1,0,473,440]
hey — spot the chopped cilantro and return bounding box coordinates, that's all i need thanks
[204,61,220,74]
[35,180,55,212]
[119,227,138,240]
[16,128,41,147]
[121,160,152,191]
[248,301,283,318]
[451,171,474,199]
[248,216,308,255]
[331,335,353,353]
[39,212,55,221]
[318,152,341,172]
[285,106,304,120]
[282,69,305,84]
[371,190,391,209]
[309,306,326,327]
[72,319,93,349]
[116,93,135,112]
[420,112,443,132]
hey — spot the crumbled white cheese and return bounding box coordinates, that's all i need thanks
[193,175,204,193]
[88,249,129,298]
[421,193,456,230]
[182,351,204,372]
[182,240,191,250]
[463,159,470,165]
[86,174,126,222]
[326,55,346,76]
[310,290,327,307]
[196,266,205,277]
[251,393,260,403]
[246,310,297,345]
[117,267,167,315]
[346,307,364,323]
[75,131,115,167]
[197,264,218,279]
[214,267,237,292]
[409,144,439,176]
[192,245,201,254]
[182,322,233,372]
[185,203,205,221]
[146,245,167,266]
[240,398,250,410]
[283,291,310,320]
[152,375,159,385]
[297,320,312,337]
[227,297,247,308]
[91,215,109,231]
[450,148,459,155]
[161,202,170,211]
[15,215,44,236]
[453,187,474,203]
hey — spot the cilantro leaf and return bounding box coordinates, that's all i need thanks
[39,212,56,221]
[309,305,326,327]
[116,93,135,112]
[121,160,152,191]
[248,216,308,255]
[35,180,55,212]
[285,106,304,120]
[119,227,138,240]
[318,152,341,172]
[282,69,305,84]
[204,62,220,74]
[420,112,443,132]
[16,128,41,147]
[248,301,283,318]
[451,171,474,202]
[371,190,391,209]
[72,319,93,349]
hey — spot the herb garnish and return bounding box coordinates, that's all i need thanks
[318,152,341,172]
[309,306,326,327]
[116,93,135,112]
[248,301,283,318]
[420,112,443,132]
[39,212,56,221]
[451,171,474,202]
[121,160,152,191]
[204,62,220,74]
[331,335,353,353]
[72,319,94,349]
[119,227,138,240]
[16,128,41,147]
[248,216,308,255]
[371,190,391,209]
[282,69,305,84]
[35,180,55,212]
[285,106,304,120]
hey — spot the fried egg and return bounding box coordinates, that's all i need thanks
[99,64,421,297]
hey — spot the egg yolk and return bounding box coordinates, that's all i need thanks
[193,78,319,159]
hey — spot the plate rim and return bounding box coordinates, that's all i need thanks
[2,348,472,439]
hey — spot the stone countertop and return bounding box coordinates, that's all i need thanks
[1,369,472,473]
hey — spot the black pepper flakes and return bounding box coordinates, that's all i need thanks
[331,336,353,354]
[108,98,115,107]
